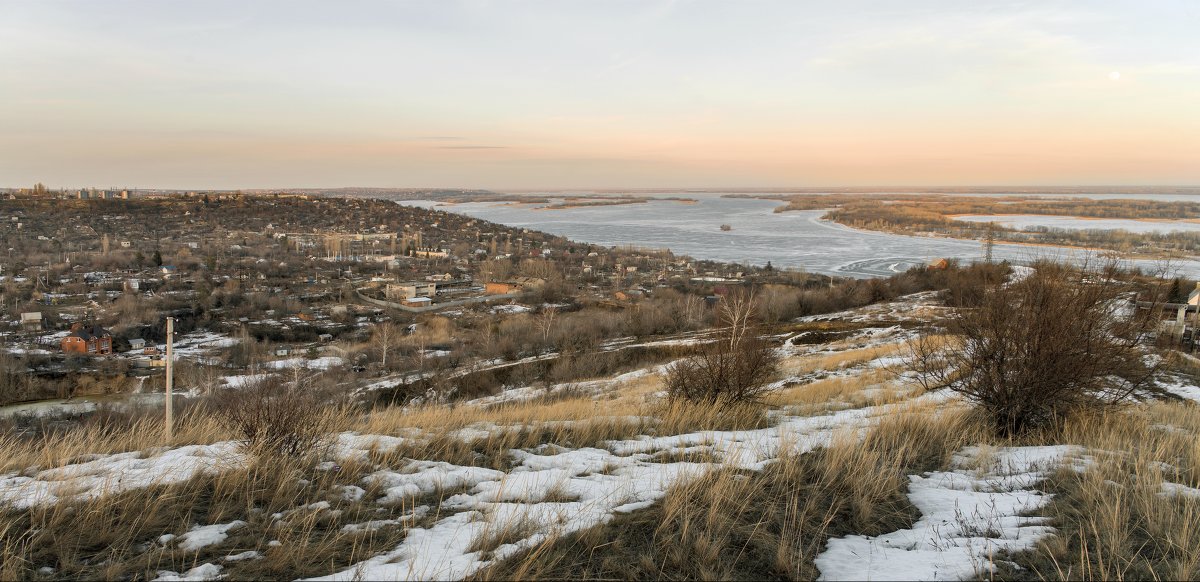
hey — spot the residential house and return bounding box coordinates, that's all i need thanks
[485,282,520,295]
[1188,282,1200,307]
[61,323,113,355]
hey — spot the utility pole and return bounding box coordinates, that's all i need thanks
[164,316,174,441]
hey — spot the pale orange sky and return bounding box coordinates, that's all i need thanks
[1,1,1198,189]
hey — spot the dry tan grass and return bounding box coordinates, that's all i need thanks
[1000,402,1200,581]
[649,399,774,434]
[769,368,914,414]
[358,391,772,468]
[358,398,649,468]
[0,408,236,474]
[474,406,984,580]
[781,342,907,377]
[360,397,640,436]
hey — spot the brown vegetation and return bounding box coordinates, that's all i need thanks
[909,261,1168,436]
[665,293,781,408]
[212,375,350,458]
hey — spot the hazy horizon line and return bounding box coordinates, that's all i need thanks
[9,184,1200,193]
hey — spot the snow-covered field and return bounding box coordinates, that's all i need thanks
[3,292,1199,581]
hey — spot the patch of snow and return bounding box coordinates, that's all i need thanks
[263,356,345,370]
[223,550,262,562]
[342,485,366,502]
[814,445,1086,581]
[466,364,670,407]
[341,506,430,534]
[1006,265,1035,285]
[153,563,223,581]
[491,304,531,314]
[795,291,944,324]
[0,442,246,509]
[1159,376,1200,402]
[868,351,906,365]
[164,331,240,362]
[178,520,246,552]
[221,373,274,388]
[1160,481,1200,501]
[368,461,507,505]
[332,432,409,461]
[0,399,99,419]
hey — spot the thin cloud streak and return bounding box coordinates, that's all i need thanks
[436,146,509,150]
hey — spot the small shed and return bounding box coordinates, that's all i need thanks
[403,296,432,308]
[19,312,42,330]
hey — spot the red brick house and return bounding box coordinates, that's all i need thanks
[485,282,519,295]
[61,323,113,355]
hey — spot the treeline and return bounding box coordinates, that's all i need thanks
[372,261,1015,405]
[762,194,1200,255]
[771,194,1200,220]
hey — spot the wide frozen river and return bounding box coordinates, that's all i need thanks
[405,196,1200,279]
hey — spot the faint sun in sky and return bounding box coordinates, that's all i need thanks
[1109,71,1121,81]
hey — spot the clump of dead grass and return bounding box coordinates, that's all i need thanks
[998,402,1200,581]
[0,406,235,475]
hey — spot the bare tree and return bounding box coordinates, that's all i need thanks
[665,291,780,408]
[680,294,707,329]
[720,292,756,349]
[536,306,558,347]
[373,321,399,370]
[909,261,1167,437]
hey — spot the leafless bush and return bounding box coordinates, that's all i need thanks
[909,261,1166,436]
[211,375,344,457]
[665,292,780,407]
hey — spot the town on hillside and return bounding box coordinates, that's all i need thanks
[1,190,843,407]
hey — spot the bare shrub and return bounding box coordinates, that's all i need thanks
[909,261,1166,437]
[665,292,780,407]
[212,375,345,457]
